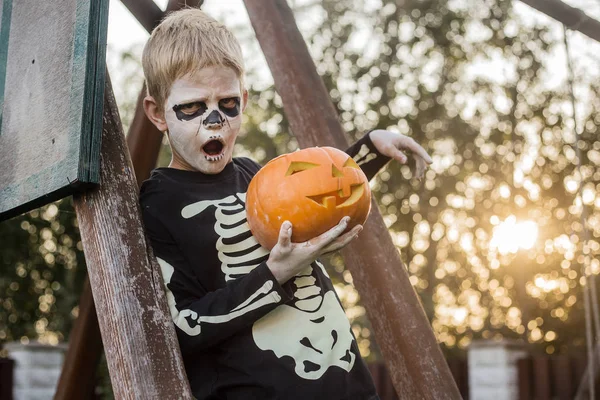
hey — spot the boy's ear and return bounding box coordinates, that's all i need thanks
[143,95,168,132]
[242,89,249,112]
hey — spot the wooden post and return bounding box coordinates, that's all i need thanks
[533,356,552,400]
[56,2,203,397]
[53,279,102,399]
[71,73,193,398]
[243,1,461,398]
[519,0,600,43]
[553,356,573,400]
[518,357,533,400]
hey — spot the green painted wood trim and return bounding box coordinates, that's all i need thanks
[0,0,13,132]
[82,0,109,183]
[70,0,109,185]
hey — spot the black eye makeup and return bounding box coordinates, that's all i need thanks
[219,97,241,118]
[173,101,208,121]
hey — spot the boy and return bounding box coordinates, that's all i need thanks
[140,8,432,400]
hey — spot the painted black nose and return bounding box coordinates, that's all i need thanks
[203,110,225,126]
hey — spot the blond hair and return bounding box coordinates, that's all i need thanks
[142,8,245,110]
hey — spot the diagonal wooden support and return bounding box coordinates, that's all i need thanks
[72,71,192,398]
[54,278,103,399]
[120,0,163,33]
[242,1,461,398]
[56,1,203,397]
[519,0,600,43]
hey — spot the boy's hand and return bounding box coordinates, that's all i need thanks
[266,217,363,284]
[369,129,433,179]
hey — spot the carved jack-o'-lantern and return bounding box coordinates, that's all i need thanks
[246,147,371,250]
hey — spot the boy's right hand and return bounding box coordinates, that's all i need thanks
[266,217,363,284]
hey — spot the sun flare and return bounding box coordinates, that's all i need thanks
[490,216,538,255]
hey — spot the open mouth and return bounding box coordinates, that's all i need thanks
[202,137,225,161]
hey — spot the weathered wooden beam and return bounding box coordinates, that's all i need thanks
[121,0,205,35]
[54,279,102,399]
[72,72,193,399]
[126,84,164,185]
[519,0,600,43]
[56,2,204,396]
[242,1,461,399]
[120,0,163,33]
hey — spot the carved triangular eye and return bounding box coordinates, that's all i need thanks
[343,157,360,169]
[332,164,344,177]
[285,161,320,176]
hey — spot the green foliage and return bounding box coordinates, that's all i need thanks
[0,198,86,344]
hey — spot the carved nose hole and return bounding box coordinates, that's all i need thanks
[332,164,344,177]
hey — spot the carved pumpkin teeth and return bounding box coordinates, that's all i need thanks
[338,184,365,207]
[307,184,365,208]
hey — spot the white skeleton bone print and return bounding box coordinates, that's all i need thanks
[155,192,356,380]
[157,257,281,336]
[182,193,268,281]
[252,263,356,380]
[353,144,377,166]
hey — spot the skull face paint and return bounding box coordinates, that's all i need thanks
[164,66,244,174]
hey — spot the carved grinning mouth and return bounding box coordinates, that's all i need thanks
[306,184,365,209]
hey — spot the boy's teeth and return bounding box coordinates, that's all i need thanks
[205,153,224,162]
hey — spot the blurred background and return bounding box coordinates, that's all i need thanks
[1,0,599,397]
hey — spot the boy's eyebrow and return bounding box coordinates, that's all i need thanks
[172,97,207,106]
[219,93,241,99]
[171,93,240,106]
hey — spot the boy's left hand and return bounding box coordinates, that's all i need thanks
[369,129,433,179]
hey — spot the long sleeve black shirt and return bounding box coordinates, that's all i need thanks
[140,134,390,399]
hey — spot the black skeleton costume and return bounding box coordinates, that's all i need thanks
[140,134,390,400]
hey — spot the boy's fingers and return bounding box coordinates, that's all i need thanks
[312,217,350,248]
[415,158,427,179]
[278,221,292,248]
[402,137,433,164]
[389,146,408,164]
[321,225,363,254]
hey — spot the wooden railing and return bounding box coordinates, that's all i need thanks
[368,359,469,400]
[517,355,588,400]
[0,354,593,399]
[0,358,14,400]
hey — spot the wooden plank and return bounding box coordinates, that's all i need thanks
[120,0,163,33]
[0,357,14,400]
[121,0,205,35]
[0,0,108,220]
[243,1,461,399]
[533,356,552,400]
[72,72,192,399]
[552,355,573,400]
[518,357,533,400]
[519,0,600,43]
[56,2,205,397]
[126,84,164,186]
[574,349,600,400]
[54,278,102,400]
[448,358,469,399]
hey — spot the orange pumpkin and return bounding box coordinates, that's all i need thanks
[246,146,371,250]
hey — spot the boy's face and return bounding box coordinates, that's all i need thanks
[163,66,246,174]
